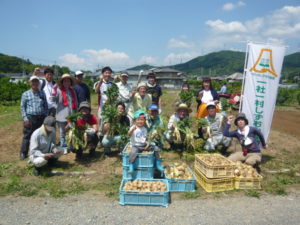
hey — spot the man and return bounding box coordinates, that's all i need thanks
[39,68,56,116]
[201,102,231,152]
[116,72,133,111]
[94,66,115,136]
[146,72,162,107]
[219,83,227,94]
[73,71,91,105]
[20,76,48,160]
[146,104,163,132]
[29,116,64,176]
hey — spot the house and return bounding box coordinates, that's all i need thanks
[0,73,30,83]
[121,68,186,89]
[226,72,244,82]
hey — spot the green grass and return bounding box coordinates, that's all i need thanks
[245,190,261,198]
[181,191,200,199]
[0,104,21,128]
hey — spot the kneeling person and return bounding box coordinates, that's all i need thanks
[128,110,164,174]
[29,116,63,176]
[201,102,231,152]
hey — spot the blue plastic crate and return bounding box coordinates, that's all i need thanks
[119,179,170,207]
[123,166,154,180]
[166,167,196,192]
[122,143,154,167]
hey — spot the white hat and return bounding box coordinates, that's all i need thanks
[137,82,147,90]
[206,102,216,109]
[75,71,84,76]
[29,75,39,82]
[121,72,128,77]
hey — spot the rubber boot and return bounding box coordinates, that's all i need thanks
[128,163,134,174]
[155,159,164,175]
[60,137,67,148]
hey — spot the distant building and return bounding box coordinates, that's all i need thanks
[0,73,30,83]
[226,72,244,82]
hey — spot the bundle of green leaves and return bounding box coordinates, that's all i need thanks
[220,98,232,112]
[179,90,194,106]
[175,118,196,150]
[66,113,87,150]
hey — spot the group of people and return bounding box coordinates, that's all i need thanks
[19,67,266,176]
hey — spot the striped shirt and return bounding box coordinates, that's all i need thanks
[21,89,48,122]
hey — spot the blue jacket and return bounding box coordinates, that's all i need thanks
[223,124,266,153]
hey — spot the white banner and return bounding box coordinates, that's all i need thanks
[241,43,285,141]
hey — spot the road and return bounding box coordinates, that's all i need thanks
[1,192,299,225]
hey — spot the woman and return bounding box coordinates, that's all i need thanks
[196,77,220,118]
[53,74,77,148]
[223,113,267,167]
[128,82,152,120]
[102,102,130,154]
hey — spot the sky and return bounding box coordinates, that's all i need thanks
[0,0,300,71]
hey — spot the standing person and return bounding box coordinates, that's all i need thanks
[20,76,48,160]
[196,77,220,118]
[28,116,64,176]
[146,72,162,107]
[219,82,227,94]
[116,72,133,111]
[223,113,267,167]
[128,83,152,120]
[73,71,91,105]
[53,74,77,148]
[94,67,114,132]
[39,68,56,117]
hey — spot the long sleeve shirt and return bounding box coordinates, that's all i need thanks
[223,124,266,153]
[128,93,152,118]
[21,89,48,122]
[74,83,91,105]
[29,126,56,158]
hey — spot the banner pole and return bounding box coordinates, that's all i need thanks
[239,41,250,112]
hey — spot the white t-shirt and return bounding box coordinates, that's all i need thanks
[201,90,213,103]
[130,126,147,147]
[116,82,132,103]
[99,81,113,110]
[40,79,56,109]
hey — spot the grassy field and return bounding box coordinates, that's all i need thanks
[0,91,299,199]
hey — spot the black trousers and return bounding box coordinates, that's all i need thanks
[20,115,46,155]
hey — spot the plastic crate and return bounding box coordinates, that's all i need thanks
[194,153,234,179]
[234,174,263,190]
[165,167,196,192]
[194,167,234,192]
[123,166,154,180]
[119,179,170,207]
[122,143,154,167]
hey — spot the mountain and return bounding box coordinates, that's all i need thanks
[128,50,300,78]
[126,64,155,70]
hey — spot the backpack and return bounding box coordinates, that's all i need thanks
[41,79,56,90]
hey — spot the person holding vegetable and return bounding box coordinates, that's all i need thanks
[102,102,130,155]
[196,77,220,118]
[52,74,78,148]
[66,101,99,159]
[200,102,231,152]
[146,72,162,107]
[175,83,193,108]
[223,113,267,167]
[128,110,164,174]
[128,82,152,120]
[28,116,64,176]
[166,103,191,144]
[20,75,48,160]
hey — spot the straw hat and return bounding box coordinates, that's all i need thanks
[58,74,76,87]
[176,103,192,113]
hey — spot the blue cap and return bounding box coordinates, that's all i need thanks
[148,104,159,111]
[133,110,146,119]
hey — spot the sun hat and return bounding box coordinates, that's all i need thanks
[137,82,147,90]
[43,116,56,131]
[234,112,249,126]
[133,110,146,119]
[177,103,192,113]
[206,102,216,109]
[75,71,84,76]
[79,101,91,111]
[58,74,76,87]
[29,75,39,82]
[121,72,129,77]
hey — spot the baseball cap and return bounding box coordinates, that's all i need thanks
[133,110,146,119]
[149,104,159,111]
[43,116,56,131]
[29,75,39,82]
[206,102,216,109]
[121,72,128,77]
[75,71,84,76]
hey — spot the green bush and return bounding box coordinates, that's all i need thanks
[276,88,300,106]
[0,77,29,105]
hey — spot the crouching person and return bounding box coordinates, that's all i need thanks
[66,101,99,159]
[201,102,231,152]
[29,116,63,176]
[128,110,164,174]
[223,113,267,167]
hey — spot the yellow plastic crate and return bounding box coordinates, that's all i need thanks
[234,174,263,190]
[194,168,234,192]
[194,153,234,179]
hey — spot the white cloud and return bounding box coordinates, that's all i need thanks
[59,49,131,70]
[139,56,157,65]
[206,20,247,33]
[167,38,193,49]
[222,1,245,11]
[164,52,198,65]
